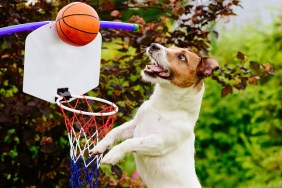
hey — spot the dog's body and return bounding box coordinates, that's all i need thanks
[92,44,219,188]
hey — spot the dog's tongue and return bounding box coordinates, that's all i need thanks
[147,65,165,72]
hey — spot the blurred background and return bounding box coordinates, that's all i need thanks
[0,0,281,187]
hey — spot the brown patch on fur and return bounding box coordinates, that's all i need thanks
[197,57,219,78]
[166,46,203,90]
[193,79,204,91]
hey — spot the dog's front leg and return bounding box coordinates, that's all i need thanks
[102,134,183,164]
[102,123,193,164]
[90,119,136,155]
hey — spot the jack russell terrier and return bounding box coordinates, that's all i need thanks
[91,43,219,188]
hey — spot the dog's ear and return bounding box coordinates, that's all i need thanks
[196,57,219,78]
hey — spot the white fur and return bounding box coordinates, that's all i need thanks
[92,44,203,188]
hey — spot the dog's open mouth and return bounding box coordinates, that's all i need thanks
[144,64,171,79]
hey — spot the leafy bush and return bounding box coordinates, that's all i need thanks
[196,17,282,188]
[1,0,280,187]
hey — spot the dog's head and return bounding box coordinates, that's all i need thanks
[142,43,219,89]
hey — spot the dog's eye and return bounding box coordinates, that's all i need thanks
[178,54,187,62]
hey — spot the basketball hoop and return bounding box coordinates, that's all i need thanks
[56,90,118,188]
[56,95,118,116]
[18,5,138,185]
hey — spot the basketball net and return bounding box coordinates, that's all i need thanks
[56,94,118,188]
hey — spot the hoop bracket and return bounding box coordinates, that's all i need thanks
[56,88,71,101]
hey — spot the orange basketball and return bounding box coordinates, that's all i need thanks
[56,2,100,46]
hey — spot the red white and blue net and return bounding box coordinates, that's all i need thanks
[56,95,118,188]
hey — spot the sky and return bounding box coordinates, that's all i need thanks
[218,0,282,30]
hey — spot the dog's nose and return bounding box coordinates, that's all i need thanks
[149,43,160,51]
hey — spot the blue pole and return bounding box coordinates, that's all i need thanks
[0,21,139,36]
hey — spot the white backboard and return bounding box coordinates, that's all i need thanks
[23,22,101,103]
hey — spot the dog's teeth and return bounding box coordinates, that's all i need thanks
[145,65,153,72]
[159,71,170,78]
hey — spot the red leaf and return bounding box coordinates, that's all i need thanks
[110,10,121,17]
[236,51,246,61]
[221,85,233,97]
[101,0,115,10]
[249,61,260,72]
[213,31,219,39]
[248,76,259,85]
[263,63,274,75]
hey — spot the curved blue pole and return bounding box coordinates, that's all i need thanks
[0,21,51,36]
[100,21,139,31]
[0,21,139,37]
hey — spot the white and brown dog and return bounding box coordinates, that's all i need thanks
[91,43,219,188]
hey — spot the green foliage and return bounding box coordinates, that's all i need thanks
[1,0,280,187]
[195,18,282,188]
[0,1,71,187]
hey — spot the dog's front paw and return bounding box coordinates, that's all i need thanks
[102,146,125,165]
[90,138,113,155]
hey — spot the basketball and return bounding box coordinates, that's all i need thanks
[56,2,100,46]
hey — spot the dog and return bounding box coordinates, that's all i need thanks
[91,43,219,188]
